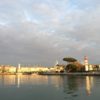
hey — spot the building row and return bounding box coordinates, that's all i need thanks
[0,56,100,74]
[0,64,64,74]
[84,56,100,71]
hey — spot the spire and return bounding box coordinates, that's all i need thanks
[55,60,58,66]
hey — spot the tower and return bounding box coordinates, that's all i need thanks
[18,64,21,69]
[84,56,89,71]
[16,64,21,73]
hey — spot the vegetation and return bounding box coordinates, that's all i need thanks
[63,57,84,72]
[63,57,77,63]
[65,64,77,72]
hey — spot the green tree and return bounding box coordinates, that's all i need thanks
[63,57,84,72]
[63,57,77,63]
[65,64,77,72]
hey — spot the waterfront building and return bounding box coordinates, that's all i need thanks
[84,56,100,72]
[88,64,93,71]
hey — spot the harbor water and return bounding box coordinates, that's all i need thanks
[0,75,100,100]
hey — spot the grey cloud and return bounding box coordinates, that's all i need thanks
[0,0,100,65]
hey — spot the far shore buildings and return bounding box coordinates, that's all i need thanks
[0,56,100,74]
[84,56,100,71]
[0,64,50,73]
[0,63,65,74]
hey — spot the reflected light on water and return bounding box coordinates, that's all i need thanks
[86,76,94,95]
[16,75,21,88]
[0,75,49,87]
[2,75,16,86]
[0,75,99,100]
[0,75,95,97]
[48,76,63,89]
[0,75,65,90]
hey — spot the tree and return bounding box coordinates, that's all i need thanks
[65,64,77,72]
[63,57,84,72]
[63,57,77,63]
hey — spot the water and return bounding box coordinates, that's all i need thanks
[0,75,100,100]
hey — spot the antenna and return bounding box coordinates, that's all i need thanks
[55,60,58,66]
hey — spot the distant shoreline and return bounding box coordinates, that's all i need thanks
[38,72,100,76]
[1,72,100,76]
[0,73,16,75]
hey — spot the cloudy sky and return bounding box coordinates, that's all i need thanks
[0,0,100,66]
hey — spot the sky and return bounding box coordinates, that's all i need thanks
[0,0,100,66]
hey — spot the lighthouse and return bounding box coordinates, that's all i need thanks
[84,56,89,71]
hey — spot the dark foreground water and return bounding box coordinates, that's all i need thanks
[0,75,100,100]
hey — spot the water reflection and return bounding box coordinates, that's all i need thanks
[62,76,82,99]
[0,75,95,100]
[0,75,94,90]
[0,75,49,87]
[62,76,94,99]
[16,75,20,88]
[48,76,64,89]
[1,75,16,87]
[85,76,94,95]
